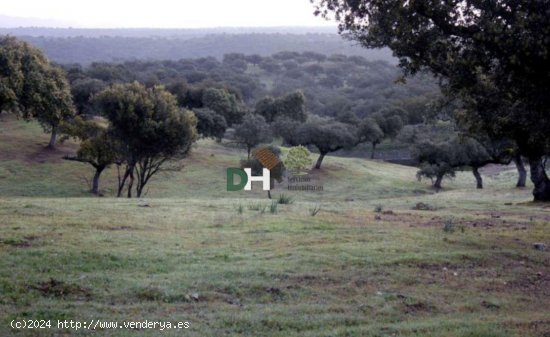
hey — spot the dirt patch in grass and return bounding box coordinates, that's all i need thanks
[402,299,437,314]
[511,320,550,337]
[265,287,286,301]
[507,272,550,297]
[94,224,135,231]
[30,278,92,300]
[496,210,550,222]
[0,235,40,248]
[392,209,541,230]
[422,215,532,230]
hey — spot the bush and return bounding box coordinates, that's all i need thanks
[277,194,294,205]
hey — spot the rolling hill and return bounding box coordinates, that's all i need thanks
[1,114,549,337]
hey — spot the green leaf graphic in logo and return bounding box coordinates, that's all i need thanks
[284,146,312,175]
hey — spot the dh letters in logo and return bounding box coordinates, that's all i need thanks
[227,168,271,191]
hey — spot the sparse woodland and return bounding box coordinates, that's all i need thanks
[1,12,550,335]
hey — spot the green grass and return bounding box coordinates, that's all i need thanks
[0,115,549,336]
[1,197,549,336]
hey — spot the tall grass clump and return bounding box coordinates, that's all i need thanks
[269,201,278,214]
[236,204,244,214]
[277,194,294,205]
[248,202,263,211]
[309,204,321,217]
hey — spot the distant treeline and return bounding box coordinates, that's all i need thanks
[8,33,394,65]
[62,51,436,119]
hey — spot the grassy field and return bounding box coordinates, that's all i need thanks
[1,115,549,336]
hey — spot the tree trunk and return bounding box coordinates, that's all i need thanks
[136,166,144,198]
[371,143,377,159]
[117,165,130,197]
[514,154,527,188]
[434,174,443,190]
[472,167,483,189]
[247,146,251,160]
[136,177,145,198]
[315,153,326,169]
[127,166,135,198]
[47,127,57,149]
[528,156,550,201]
[91,166,105,195]
[267,190,272,199]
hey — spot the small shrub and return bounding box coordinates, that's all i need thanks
[269,201,278,214]
[236,204,244,214]
[309,204,321,217]
[277,194,294,205]
[374,205,383,213]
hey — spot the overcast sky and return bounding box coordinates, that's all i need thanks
[0,0,335,28]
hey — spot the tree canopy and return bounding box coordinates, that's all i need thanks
[0,36,75,148]
[95,82,198,198]
[312,0,550,200]
[202,87,244,126]
[255,91,307,123]
[289,118,357,169]
[193,108,228,141]
[233,113,273,159]
[62,116,117,195]
[30,66,75,148]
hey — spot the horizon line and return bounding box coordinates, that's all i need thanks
[0,25,337,30]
